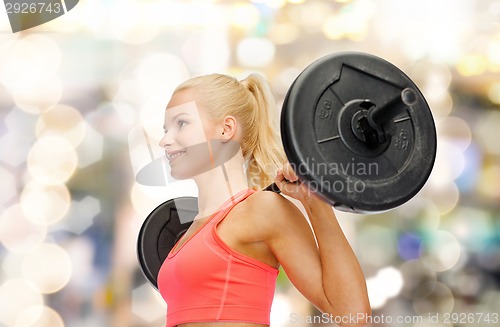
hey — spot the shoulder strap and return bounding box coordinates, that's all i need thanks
[211,188,256,224]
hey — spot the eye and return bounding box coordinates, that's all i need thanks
[177,120,187,128]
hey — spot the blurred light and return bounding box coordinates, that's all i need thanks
[487,82,500,104]
[420,230,461,272]
[397,233,422,261]
[128,124,160,180]
[481,290,500,312]
[376,0,470,62]
[230,3,260,29]
[428,140,465,186]
[269,23,300,45]
[399,259,437,299]
[111,78,142,108]
[130,183,173,217]
[108,0,159,44]
[65,0,101,34]
[111,101,137,128]
[0,108,37,167]
[143,1,225,27]
[398,199,441,234]
[64,238,94,290]
[288,0,306,3]
[140,96,172,147]
[442,207,494,252]
[380,267,404,297]
[130,181,197,217]
[366,267,403,309]
[357,225,397,266]
[365,278,387,309]
[436,116,471,151]
[27,135,78,185]
[22,243,72,294]
[9,73,62,114]
[323,1,373,41]
[487,39,500,66]
[265,0,287,9]
[35,105,86,147]
[20,181,71,226]
[180,27,230,74]
[135,53,189,100]
[0,166,16,208]
[23,35,62,74]
[272,67,301,95]
[477,244,500,272]
[455,143,482,193]
[85,101,138,142]
[0,38,44,91]
[236,38,275,67]
[456,53,489,76]
[452,270,483,297]
[478,163,500,199]
[412,282,454,315]
[0,204,47,253]
[289,1,332,33]
[476,111,500,156]
[60,196,101,235]
[270,293,293,327]
[323,15,345,40]
[429,92,453,119]
[132,283,166,323]
[16,305,64,327]
[421,182,459,215]
[409,61,452,104]
[76,122,104,168]
[0,278,44,326]
[2,252,23,279]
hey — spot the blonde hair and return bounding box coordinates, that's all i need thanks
[174,73,286,190]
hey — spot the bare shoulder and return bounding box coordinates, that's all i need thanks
[247,190,300,214]
[243,191,307,235]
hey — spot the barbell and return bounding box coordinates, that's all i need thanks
[137,51,437,289]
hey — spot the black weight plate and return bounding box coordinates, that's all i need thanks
[137,197,198,289]
[281,52,436,212]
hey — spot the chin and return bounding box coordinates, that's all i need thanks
[171,159,213,180]
[169,169,191,180]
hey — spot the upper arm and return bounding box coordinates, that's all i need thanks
[251,191,332,312]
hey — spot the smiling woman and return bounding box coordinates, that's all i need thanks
[154,73,370,327]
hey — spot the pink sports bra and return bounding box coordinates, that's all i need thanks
[157,188,279,327]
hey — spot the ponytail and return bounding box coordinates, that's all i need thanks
[241,74,287,190]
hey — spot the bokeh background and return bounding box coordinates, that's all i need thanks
[1,0,500,326]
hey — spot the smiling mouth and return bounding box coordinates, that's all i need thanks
[168,151,186,161]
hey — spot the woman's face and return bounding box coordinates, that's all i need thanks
[159,90,221,179]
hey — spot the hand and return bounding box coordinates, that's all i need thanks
[274,162,324,206]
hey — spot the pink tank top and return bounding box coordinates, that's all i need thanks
[157,188,279,327]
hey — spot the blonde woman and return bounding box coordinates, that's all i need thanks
[157,73,370,327]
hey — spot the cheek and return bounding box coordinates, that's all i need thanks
[177,125,207,145]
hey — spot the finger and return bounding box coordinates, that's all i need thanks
[274,169,284,183]
[283,163,298,182]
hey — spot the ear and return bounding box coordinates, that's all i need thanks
[220,116,237,142]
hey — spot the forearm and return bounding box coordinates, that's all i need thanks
[302,197,371,323]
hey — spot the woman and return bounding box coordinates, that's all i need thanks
[157,73,371,327]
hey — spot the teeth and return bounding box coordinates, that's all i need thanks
[170,151,185,160]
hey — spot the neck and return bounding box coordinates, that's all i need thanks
[192,149,251,219]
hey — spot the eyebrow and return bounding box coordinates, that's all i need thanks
[163,113,190,130]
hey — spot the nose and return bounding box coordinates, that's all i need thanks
[159,130,173,148]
